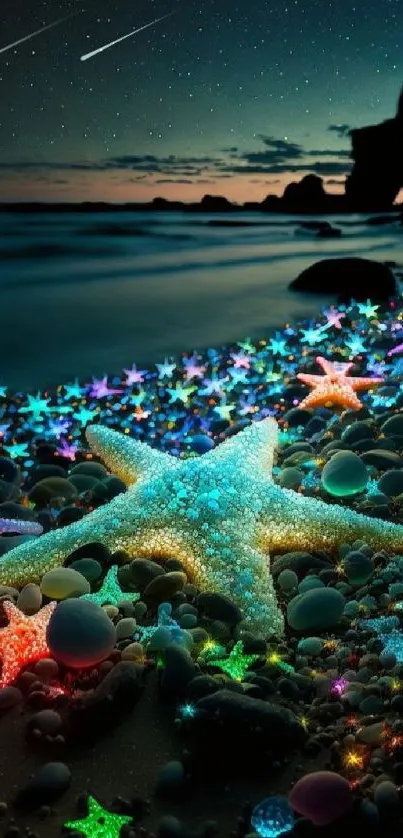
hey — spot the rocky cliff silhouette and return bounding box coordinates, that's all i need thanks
[345,84,403,210]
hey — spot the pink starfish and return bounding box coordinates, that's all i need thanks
[297,356,384,411]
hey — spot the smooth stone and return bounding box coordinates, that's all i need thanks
[374,780,399,811]
[359,695,384,714]
[0,501,36,520]
[356,722,384,746]
[69,558,102,583]
[47,599,116,668]
[17,583,42,615]
[27,710,62,735]
[144,572,187,603]
[277,467,304,490]
[196,592,242,625]
[129,558,165,588]
[160,645,195,695]
[156,761,186,800]
[187,675,220,700]
[70,461,108,479]
[103,476,126,499]
[121,642,144,662]
[28,477,78,507]
[344,551,373,585]
[341,421,376,444]
[297,637,324,656]
[195,689,306,751]
[16,762,71,806]
[289,771,353,825]
[321,451,368,497]
[34,658,59,682]
[378,469,403,497]
[287,588,345,632]
[0,686,23,710]
[190,435,214,454]
[381,414,403,436]
[278,569,298,592]
[361,450,403,469]
[298,576,324,593]
[272,551,332,576]
[0,535,37,557]
[40,568,90,600]
[116,617,136,640]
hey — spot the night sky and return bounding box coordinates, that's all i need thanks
[0,0,402,203]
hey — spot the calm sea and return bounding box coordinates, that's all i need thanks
[0,210,401,391]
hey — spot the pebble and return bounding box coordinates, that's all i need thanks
[40,568,90,600]
[289,771,353,825]
[196,592,242,625]
[16,762,71,806]
[287,588,345,631]
[17,583,42,615]
[46,599,116,667]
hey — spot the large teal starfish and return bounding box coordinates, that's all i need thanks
[2,419,403,636]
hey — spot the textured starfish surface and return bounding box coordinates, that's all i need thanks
[2,419,403,636]
[0,601,56,687]
[81,565,139,607]
[64,795,133,837]
[297,356,383,410]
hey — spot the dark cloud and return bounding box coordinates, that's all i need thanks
[0,135,352,181]
[327,123,352,138]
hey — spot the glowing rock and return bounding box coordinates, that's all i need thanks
[289,771,353,825]
[321,451,368,497]
[287,588,345,632]
[251,796,294,838]
[46,599,116,668]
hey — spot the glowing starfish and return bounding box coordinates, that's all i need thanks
[0,601,56,687]
[209,641,261,681]
[297,356,383,410]
[81,565,138,607]
[64,796,133,837]
[4,420,403,636]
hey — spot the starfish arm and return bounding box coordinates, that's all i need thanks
[0,489,139,588]
[259,484,403,556]
[296,373,325,386]
[86,425,179,485]
[351,377,384,391]
[209,417,278,474]
[298,390,362,410]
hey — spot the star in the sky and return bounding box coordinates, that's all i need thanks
[19,392,52,420]
[90,376,122,399]
[64,795,133,837]
[357,300,379,319]
[155,358,176,379]
[297,356,383,410]
[3,442,30,459]
[63,378,83,400]
[73,406,98,427]
[4,420,403,636]
[81,565,137,607]
[268,332,288,356]
[0,601,56,687]
[208,640,261,681]
[167,382,197,404]
[323,306,345,329]
[123,363,148,386]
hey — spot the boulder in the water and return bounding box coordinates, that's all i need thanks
[289,257,396,302]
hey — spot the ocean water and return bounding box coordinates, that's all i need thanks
[0,210,401,391]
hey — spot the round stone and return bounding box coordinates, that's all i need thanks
[289,771,353,825]
[17,583,42,615]
[378,469,403,498]
[46,599,116,668]
[287,588,345,632]
[343,551,373,586]
[278,570,298,592]
[40,568,90,600]
[321,451,368,496]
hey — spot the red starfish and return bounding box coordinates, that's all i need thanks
[0,601,56,687]
[297,356,383,410]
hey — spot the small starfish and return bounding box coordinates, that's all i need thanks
[208,641,261,681]
[388,342,403,358]
[0,601,56,687]
[64,795,133,837]
[4,420,403,636]
[81,565,139,607]
[297,356,383,410]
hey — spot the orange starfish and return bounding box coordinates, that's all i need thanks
[0,601,56,687]
[297,356,383,410]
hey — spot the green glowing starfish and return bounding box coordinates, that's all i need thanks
[64,795,133,836]
[209,641,261,681]
[3,419,403,636]
[81,565,139,607]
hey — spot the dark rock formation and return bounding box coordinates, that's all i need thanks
[289,257,397,302]
[345,84,403,210]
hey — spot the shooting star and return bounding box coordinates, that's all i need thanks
[0,14,78,57]
[80,13,173,62]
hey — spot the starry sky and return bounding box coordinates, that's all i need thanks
[0,0,402,203]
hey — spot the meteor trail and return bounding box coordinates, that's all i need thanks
[80,13,173,62]
[0,14,77,56]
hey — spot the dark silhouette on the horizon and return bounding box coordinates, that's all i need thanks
[1,85,402,216]
[345,84,403,210]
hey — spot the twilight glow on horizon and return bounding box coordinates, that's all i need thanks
[0,0,402,203]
